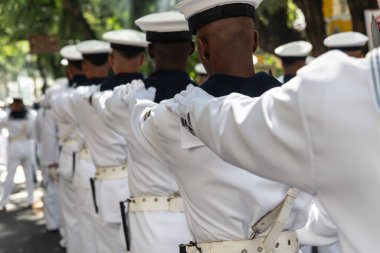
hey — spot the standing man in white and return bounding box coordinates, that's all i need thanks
[53,40,110,253]
[91,12,194,253]
[0,98,36,211]
[167,21,380,253]
[52,45,87,253]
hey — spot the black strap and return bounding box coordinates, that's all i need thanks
[146,31,193,43]
[188,3,256,34]
[90,178,99,213]
[71,152,76,179]
[120,201,130,251]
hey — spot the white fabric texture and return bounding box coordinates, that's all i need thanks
[92,83,192,253]
[171,49,380,252]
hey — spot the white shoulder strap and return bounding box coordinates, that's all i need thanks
[250,187,299,252]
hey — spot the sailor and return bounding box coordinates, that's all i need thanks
[50,45,87,253]
[165,15,380,253]
[36,78,68,232]
[324,31,368,58]
[195,63,208,84]
[115,1,317,252]
[90,12,194,253]
[274,41,313,83]
[100,29,146,91]
[52,40,111,253]
[0,98,36,211]
[61,34,146,253]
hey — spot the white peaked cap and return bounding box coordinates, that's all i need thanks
[103,29,148,48]
[176,0,263,19]
[76,40,111,55]
[195,63,207,75]
[135,11,190,33]
[60,45,83,61]
[323,32,369,49]
[275,41,313,57]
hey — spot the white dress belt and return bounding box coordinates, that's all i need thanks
[95,164,128,180]
[78,148,92,159]
[128,195,184,213]
[9,135,28,142]
[181,231,299,253]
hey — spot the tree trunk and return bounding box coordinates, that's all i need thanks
[347,0,378,34]
[257,4,303,54]
[294,0,327,56]
[130,0,157,28]
[61,0,97,40]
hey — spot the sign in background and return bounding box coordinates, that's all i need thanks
[365,10,380,50]
[28,35,60,54]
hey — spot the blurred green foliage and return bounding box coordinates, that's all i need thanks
[0,0,305,91]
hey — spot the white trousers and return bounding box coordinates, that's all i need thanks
[75,186,98,253]
[94,216,126,253]
[93,177,130,253]
[0,140,34,207]
[41,165,60,230]
[59,176,81,253]
[301,244,342,253]
[129,211,192,253]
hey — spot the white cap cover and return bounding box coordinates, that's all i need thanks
[76,40,111,55]
[102,29,148,49]
[323,32,369,49]
[275,41,313,57]
[135,12,192,43]
[60,45,83,61]
[176,0,263,33]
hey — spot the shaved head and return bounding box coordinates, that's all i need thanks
[196,17,258,77]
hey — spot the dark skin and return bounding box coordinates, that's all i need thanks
[10,101,25,113]
[81,60,109,79]
[148,41,195,71]
[282,60,306,76]
[67,63,85,79]
[109,50,145,74]
[196,17,259,78]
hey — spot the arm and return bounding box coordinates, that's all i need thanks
[51,91,78,126]
[168,79,315,193]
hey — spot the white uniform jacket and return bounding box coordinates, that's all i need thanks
[92,88,192,253]
[70,85,129,223]
[174,49,380,252]
[127,95,313,244]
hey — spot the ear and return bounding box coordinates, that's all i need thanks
[188,41,196,56]
[81,61,88,74]
[139,53,145,67]
[197,36,209,62]
[148,44,155,59]
[108,52,114,67]
[252,30,259,53]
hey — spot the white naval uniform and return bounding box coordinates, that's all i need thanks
[172,49,380,252]
[36,106,61,230]
[52,88,98,253]
[51,87,83,253]
[92,87,192,253]
[0,110,36,207]
[70,85,129,253]
[125,91,313,245]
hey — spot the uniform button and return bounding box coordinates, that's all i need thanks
[142,198,146,202]
[154,198,158,202]
[242,249,247,253]
[257,247,263,252]
[275,242,279,248]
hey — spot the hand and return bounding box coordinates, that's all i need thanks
[121,80,156,108]
[166,84,213,119]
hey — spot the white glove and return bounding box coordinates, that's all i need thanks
[122,80,156,108]
[166,84,213,119]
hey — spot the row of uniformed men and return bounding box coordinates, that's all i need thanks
[37,0,366,253]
